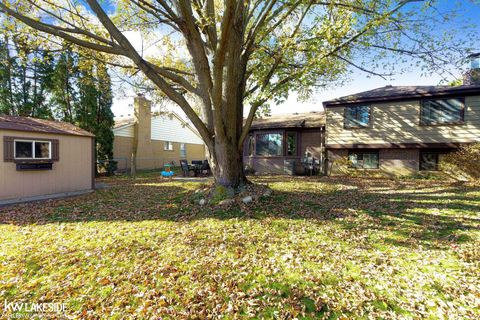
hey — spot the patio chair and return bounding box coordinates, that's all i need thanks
[301,153,318,176]
[180,159,197,177]
[199,160,211,176]
[191,160,203,166]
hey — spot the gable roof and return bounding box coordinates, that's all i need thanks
[113,111,202,140]
[250,111,325,130]
[113,117,134,130]
[323,85,480,107]
[0,115,94,137]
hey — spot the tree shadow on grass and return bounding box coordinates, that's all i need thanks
[0,175,479,249]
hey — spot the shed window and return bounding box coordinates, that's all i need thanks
[420,98,464,125]
[420,152,443,171]
[14,140,51,160]
[256,133,283,156]
[348,151,379,169]
[164,141,174,151]
[345,105,371,128]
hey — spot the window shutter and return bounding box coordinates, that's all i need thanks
[51,139,59,161]
[3,136,14,162]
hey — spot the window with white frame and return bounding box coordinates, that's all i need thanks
[164,141,174,151]
[14,140,51,160]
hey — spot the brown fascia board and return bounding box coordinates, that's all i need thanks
[323,87,480,108]
[326,142,472,149]
[249,125,325,131]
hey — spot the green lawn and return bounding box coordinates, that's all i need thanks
[1,173,479,319]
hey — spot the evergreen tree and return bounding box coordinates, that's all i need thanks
[50,46,78,122]
[76,59,97,131]
[0,36,54,118]
[76,57,115,175]
[0,36,116,175]
[0,36,15,115]
[95,62,115,175]
[29,49,55,118]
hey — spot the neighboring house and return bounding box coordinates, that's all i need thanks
[243,112,325,175]
[113,94,205,171]
[1,115,95,204]
[323,85,480,176]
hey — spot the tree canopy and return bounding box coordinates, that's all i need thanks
[0,0,476,186]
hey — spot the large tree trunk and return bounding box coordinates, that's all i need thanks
[208,138,247,188]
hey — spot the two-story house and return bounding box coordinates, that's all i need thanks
[323,84,480,175]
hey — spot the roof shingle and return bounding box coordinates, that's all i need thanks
[250,112,325,130]
[323,85,480,107]
[0,115,94,137]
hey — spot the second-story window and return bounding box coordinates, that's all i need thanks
[420,98,464,125]
[344,105,371,128]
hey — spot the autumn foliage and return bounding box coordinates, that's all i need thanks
[441,143,480,180]
[0,173,479,318]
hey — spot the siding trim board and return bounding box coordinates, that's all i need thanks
[326,142,468,149]
[324,87,480,107]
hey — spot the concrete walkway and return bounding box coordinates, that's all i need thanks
[171,176,212,183]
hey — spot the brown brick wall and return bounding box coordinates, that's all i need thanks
[326,149,348,175]
[300,130,323,160]
[380,149,419,176]
[327,148,420,176]
[244,128,324,175]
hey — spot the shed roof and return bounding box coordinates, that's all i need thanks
[0,115,94,137]
[323,85,480,107]
[250,111,325,130]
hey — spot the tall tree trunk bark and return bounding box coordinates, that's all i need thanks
[208,138,247,188]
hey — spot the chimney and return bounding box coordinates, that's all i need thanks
[132,94,153,168]
[463,53,480,85]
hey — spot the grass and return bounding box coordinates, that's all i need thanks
[0,173,479,319]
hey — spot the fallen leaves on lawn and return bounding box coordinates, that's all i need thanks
[0,174,479,319]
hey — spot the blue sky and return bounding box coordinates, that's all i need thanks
[111,0,480,117]
[270,0,480,114]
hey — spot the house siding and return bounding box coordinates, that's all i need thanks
[326,96,480,146]
[113,106,206,171]
[114,125,134,137]
[114,115,204,145]
[151,115,204,144]
[0,130,93,201]
[113,136,205,171]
